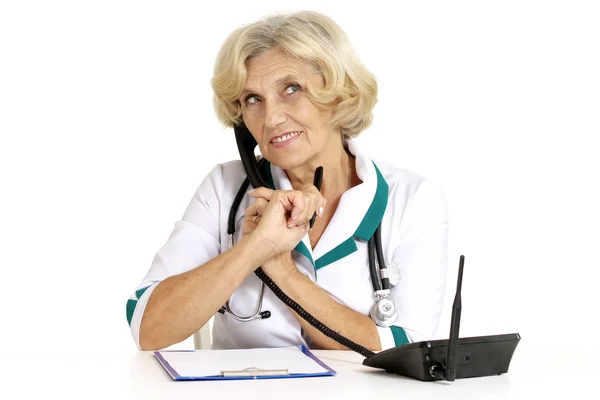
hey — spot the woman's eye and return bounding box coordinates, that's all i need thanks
[246,96,259,105]
[285,84,300,95]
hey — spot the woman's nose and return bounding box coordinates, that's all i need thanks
[264,100,288,128]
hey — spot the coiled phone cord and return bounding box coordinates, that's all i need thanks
[254,267,376,358]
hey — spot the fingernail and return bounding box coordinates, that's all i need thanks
[247,189,255,194]
[288,223,295,228]
[318,207,324,217]
[292,214,298,220]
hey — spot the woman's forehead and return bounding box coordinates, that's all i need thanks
[246,50,309,78]
[243,49,320,92]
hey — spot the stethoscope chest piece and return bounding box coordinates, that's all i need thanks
[370,291,398,327]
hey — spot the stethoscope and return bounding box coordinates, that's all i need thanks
[218,163,400,328]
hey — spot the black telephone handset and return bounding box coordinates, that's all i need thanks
[234,122,269,189]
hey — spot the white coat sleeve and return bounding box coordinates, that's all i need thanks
[384,179,449,348]
[125,164,225,349]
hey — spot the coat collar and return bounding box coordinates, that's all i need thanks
[261,137,388,274]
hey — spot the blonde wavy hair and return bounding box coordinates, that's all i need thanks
[211,10,378,138]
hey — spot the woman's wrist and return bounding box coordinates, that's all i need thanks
[261,251,298,281]
[241,232,280,265]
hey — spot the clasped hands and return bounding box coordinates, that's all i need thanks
[241,183,326,277]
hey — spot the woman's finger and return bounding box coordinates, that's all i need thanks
[315,191,327,217]
[285,190,308,226]
[247,187,274,201]
[307,185,327,219]
[253,198,269,217]
[244,198,269,219]
[250,186,326,218]
[297,188,326,225]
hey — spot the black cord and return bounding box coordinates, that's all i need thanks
[227,177,250,235]
[227,158,267,235]
[374,225,390,291]
[368,235,382,292]
[254,267,376,358]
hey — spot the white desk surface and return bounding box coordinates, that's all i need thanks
[1,345,594,399]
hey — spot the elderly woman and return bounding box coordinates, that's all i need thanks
[127,10,448,353]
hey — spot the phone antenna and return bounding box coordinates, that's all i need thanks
[445,255,464,381]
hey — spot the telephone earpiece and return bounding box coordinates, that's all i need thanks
[233,122,269,189]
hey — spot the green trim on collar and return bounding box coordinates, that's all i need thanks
[312,161,389,269]
[391,326,410,346]
[294,241,315,268]
[315,237,357,271]
[354,162,389,241]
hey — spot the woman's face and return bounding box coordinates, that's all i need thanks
[240,48,337,170]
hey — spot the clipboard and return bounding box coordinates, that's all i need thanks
[153,345,336,381]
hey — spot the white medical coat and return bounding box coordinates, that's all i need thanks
[127,138,448,351]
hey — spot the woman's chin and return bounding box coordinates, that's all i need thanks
[267,152,308,171]
[265,142,308,169]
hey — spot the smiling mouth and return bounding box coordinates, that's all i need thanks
[271,131,302,144]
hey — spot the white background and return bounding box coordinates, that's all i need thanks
[1,0,598,358]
